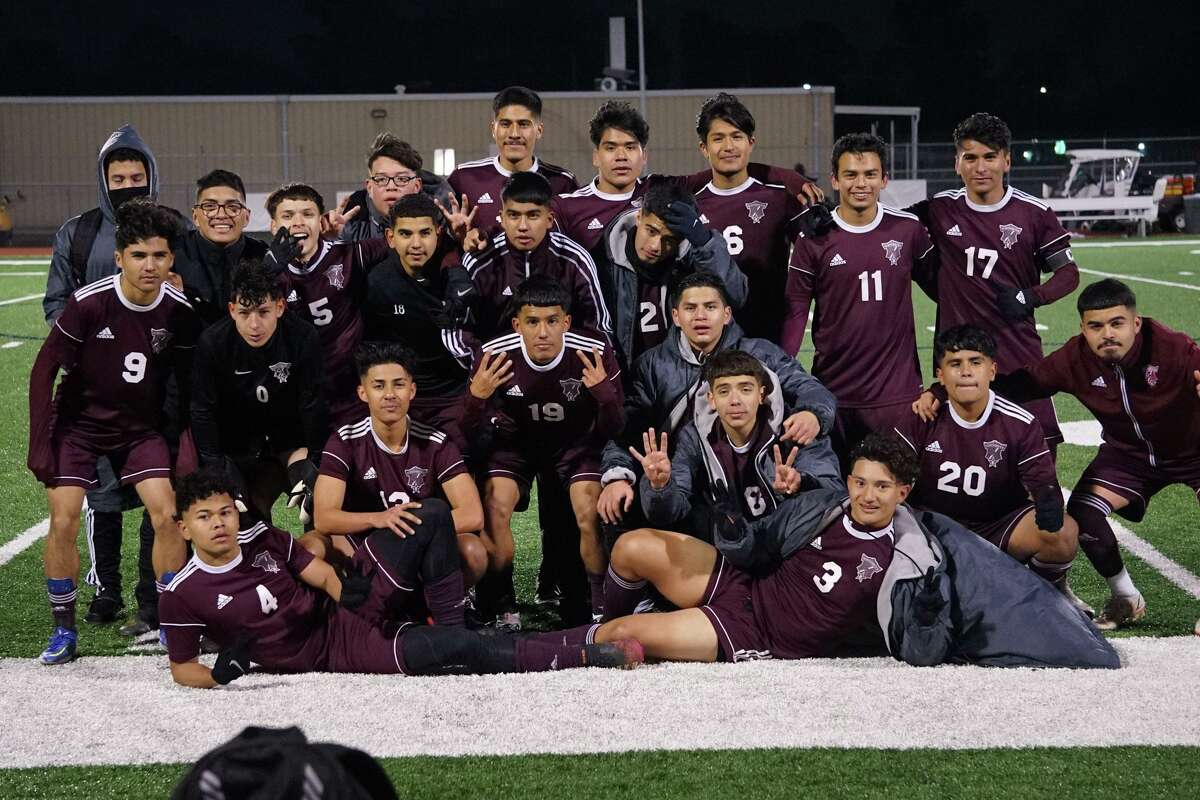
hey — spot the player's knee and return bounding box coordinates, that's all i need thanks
[457,535,488,585]
[611,528,659,572]
[414,497,453,531]
[1043,516,1079,560]
[48,506,81,537]
[599,616,638,644]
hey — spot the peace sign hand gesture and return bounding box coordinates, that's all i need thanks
[630,428,671,490]
[322,195,360,237]
[772,444,803,495]
[577,348,608,388]
[433,193,478,243]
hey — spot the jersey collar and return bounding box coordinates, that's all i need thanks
[370,417,410,455]
[113,274,167,312]
[964,185,1014,213]
[833,204,884,234]
[521,337,567,372]
[192,549,243,574]
[947,389,995,429]
[590,177,636,202]
[842,514,895,541]
[703,176,758,196]
[493,156,539,178]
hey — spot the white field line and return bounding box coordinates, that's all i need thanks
[0,259,51,266]
[1071,239,1200,249]
[0,519,49,568]
[0,637,1197,768]
[1,341,22,349]
[0,293,42,307]
[0,272,47,277]
[1077,268,1200,291]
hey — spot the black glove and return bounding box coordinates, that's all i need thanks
[1032,485,1065,533]
[433,266,477,327]
[991,282,1040,320]
[285,458,319,518]
[661,200,711,247]
[338,563,374,610]
[263,227,302,275]
[708,481,745,544]
[211,634,255,685]
[795,204,836,238]
[913,567,944,627]
[218,456,251,515]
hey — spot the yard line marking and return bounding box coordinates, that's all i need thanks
[1076,269,1200,292]
[1064,489,1200,600]
[0,519,49,568]
[1071,239,1200,249]
[1,341,22,349]
[1180,270,1195,275]
[0,259,51,266]
[0,272,47,277]
[0,293,42,306]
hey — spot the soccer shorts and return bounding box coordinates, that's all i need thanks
[486,445,601,489]
[1022,396,1063,447]
[321,606,410,675]
[1076,444,1200,523]
[48,430,171,489]
[831,400,915,467]
[969,503,1036,552]
[698,556,771,663]
[409,392,466,451]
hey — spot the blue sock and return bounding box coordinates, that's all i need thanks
[47,578,77,629]
[156,571,177,595]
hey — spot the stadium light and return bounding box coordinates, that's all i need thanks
[802,83,812,91]
[1137,142,1146,152]
[1022,150,1034,161]
[1054,139,1067,155]
[1039,86,1047,94]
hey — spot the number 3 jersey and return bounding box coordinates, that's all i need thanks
[785,205,935,407]
[892,390,1058,529]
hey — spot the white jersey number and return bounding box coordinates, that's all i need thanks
[964,247,999,279]
[380,490,412,507]
[857,270,883,302]
[529,402,565,422]
[813,561,843,594]
[936,460,987,496]
[121,352,147,384]
[255,584,279,615]
[722,225,744,256]
[744,486,768,517]
[308,297,334,326]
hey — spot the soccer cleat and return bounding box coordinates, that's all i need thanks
[1094,593,1146,631]
[583,638,644,670]
[39,627,78,665]
[494,611,523,633]
[1061,583,1095,619]
[84,590,125,625]
[119,611,157,637]
[535,582,562,607]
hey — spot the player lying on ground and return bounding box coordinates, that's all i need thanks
[917,278,1200,629]
[304,341,488,629]
[894,324,1081,604]
[160,470,643,688]
[633,349,840,533]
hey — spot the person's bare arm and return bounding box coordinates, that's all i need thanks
[442,473,484,533]
[169,659,218,689]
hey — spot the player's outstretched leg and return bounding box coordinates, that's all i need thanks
[41,485,88,664]
[399,625,643,675]
[1067,487,1145,629]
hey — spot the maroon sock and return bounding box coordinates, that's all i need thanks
[515,638,585,671]
[588,572,605,617]
[424,570,466,627]
[1067,493,1124,577]
[602,565,647,621]
[1029,557,1072,589]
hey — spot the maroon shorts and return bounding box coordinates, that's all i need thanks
[1022,396,1063,446]
[409,393,466,450]
[1076,444,1200,523]
[969,503,1035,552]
[322,606,410,674]
[486,446,601,488]
[48,431,171,489]
[698,556,771,663]
[832,401,915,464]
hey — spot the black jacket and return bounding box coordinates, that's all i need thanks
[172,229,269,329]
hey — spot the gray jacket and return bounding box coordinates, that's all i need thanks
[726,492,1119,669]
[640,365,841,528]
[602,321,837,485]
[44,124,159,322]
[341,170,455,242]
[594,207,748,373]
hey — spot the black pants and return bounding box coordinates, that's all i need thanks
[86,508,157,614]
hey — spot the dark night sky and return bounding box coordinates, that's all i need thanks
[2,1,1196,141]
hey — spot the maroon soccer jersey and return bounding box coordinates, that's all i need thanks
[785,205,934,407]
[893,390,1058,529]
[449,156,578,232]
[29,275,198,458]
[752,513,894,659]
[694,177,804,341]
[914,187,1075,373]
[283,238,390,419]
[319,415,468,546]
[463,329,624,455]
[553,179,646,250]
[159,522,331,670]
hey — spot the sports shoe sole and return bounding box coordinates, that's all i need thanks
[1094,596,1147,631]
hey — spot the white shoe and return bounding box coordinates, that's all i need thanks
[1061,583,1095,619]
[494,611,522,633]
[1094,594,1146,631]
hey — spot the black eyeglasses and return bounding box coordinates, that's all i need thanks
[369,174,419,188]
[194,201,247,216]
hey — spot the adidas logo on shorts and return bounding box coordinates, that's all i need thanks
[478,193,493,204]
[925,440,943,453]
[1091,376,1107,388]
[506,384,524,397]
[363,467,377,480]
[96,327,115,340]
[946,225,962,237]
[587,218,604,231]
[829,253,847,267]
[216,594,233,610]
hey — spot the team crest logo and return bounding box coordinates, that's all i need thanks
[150,327,172,354]
[998,223,1023,250]
[881,239,904,266]
[983,439,1008,468]
[269,362,291,383]
[1144,364,1159,387]
[745,200,769,224]
[252,552,280,574]
[404,466,429,494]
[326,264,346,290]
[856,553,883,582]
[560,378,584,401]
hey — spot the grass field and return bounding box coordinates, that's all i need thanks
[0,240,1198,795]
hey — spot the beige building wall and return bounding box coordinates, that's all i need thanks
[0,89,832,236]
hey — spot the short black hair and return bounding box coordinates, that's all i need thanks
[501,172,552,208]
[953,113,1012,153]
[1077,278,1137,314]
[230,260,286,306]
[355,340,416,380]
[696,92,755,140]
[641,180,696,224]
[175,468,239,519]
[196,169,246,201]
[702,349,771,394]
[114,198,182,251]
[934,324,998,366]
[493,86,542,117]
[267,183,325,217]
[387,192,443,229]
[589,101,649,147]
[367,132,422,173]
[104,146,148,174]
[831,132,889,176]
[671,271,731,308]
[850,433,919,486]
[511,274,571,317]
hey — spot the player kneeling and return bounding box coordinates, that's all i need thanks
[160,470,642,687]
